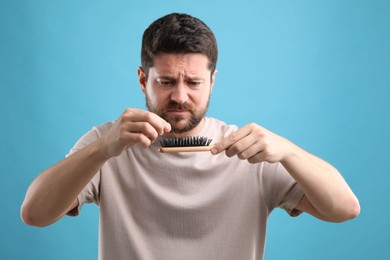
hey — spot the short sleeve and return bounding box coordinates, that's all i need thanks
[259,162,304,216]
[65,128,101,216]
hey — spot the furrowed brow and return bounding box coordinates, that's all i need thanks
[186,75,205,81]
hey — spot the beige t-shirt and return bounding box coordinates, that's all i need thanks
[68,117,304,260]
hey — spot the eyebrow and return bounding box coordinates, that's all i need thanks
[186,76,205,81]
[157,75,205,81]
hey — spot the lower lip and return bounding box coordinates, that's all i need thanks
[168,110,189,116]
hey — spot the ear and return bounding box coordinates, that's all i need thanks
[210,69,217,91]
[138,67,147,93]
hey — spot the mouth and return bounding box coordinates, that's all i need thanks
[163,100,195,118]
[167,109,190,116]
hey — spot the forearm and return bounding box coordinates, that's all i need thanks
[21,138,108,227]
[281,143,360,222]
[21,109,171,227]
[212,123,360,222]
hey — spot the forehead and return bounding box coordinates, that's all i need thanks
[152,53,210,76]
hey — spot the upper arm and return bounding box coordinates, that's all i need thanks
[294,195,333,222]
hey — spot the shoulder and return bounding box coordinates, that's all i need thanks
[91,121,115,136]
[80,121,115,142]
[68,121,115,154]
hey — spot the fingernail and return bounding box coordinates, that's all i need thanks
[165,123,171,132]
[211,148,218,155]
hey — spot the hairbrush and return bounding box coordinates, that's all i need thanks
[159,136,213,153]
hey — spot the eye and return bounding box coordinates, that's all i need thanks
[187,81,202,87]
[157,79,175,87]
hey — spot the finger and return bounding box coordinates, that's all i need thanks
[145,112,171,134]
[122,109,171,135]
[122,131,153,148]
[247,151,268,164]
[236,139,263,160]
[226,135,258,158]
[211,127,251,155]
[123,121,161,143]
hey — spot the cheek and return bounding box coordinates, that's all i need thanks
[194,89,211,107]
[147,87,169,107]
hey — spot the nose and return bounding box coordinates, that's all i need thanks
[170,83,189,104]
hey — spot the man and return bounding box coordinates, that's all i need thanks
[21,13,360,260]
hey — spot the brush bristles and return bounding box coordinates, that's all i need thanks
[160,136,212,147]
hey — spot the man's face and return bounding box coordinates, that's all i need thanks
[139,53,216,135]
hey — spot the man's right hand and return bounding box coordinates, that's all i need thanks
[100,108,171,159]
[21,108,171,227]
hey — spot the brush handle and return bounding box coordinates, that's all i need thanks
[159,146,213,153]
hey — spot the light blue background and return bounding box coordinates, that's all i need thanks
[1,0,389,259]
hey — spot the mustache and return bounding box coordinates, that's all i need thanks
[165,101,195,111]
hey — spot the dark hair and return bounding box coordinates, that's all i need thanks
[141,13,218,76]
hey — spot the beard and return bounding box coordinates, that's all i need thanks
[146,97,209,134]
